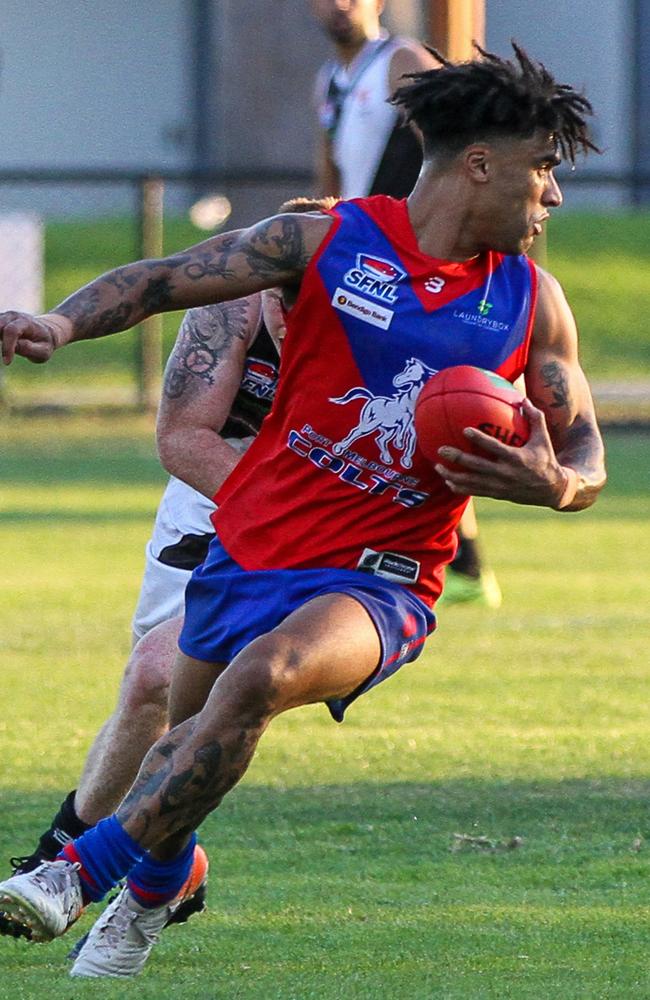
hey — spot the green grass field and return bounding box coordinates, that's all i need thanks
[1,415,649,998]
[3,210,650,408]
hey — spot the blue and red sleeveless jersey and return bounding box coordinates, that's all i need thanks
[213,196,537,606]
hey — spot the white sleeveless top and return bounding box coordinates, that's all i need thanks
[148,433,252,557]
[315,33,404,199]
[149,476,215,557]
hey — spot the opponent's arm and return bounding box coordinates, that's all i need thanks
[0,212,332,365]
[387,41,440,96]
[315,129,342,198]
[436,269,606,511]
[156,295,262,499]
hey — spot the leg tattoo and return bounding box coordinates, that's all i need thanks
[116,717,264,848]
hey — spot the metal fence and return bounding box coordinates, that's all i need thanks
[0,167,312,412]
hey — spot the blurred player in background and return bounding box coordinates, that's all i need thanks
[313,0,434,199]
[0,198,333,942]
[312,0,501,608]
[0,46,606,978]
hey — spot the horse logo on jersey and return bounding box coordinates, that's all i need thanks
[344,254,407,303]
[330,357,437,469]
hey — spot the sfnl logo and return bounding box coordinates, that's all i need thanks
[344,254,407,303]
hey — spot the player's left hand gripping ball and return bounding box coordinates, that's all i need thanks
[414,365,530,465]
[412,365,568,506]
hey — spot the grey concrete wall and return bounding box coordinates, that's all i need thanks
[213,1,327,173]
[0,1,641,217]
[486,1,634,208]
[206,0,326,224]
[0,0,192,169]
[632,0,650,201]
[0,0,192,215]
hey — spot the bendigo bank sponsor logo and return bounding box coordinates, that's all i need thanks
[332,288,393,329]
[343,253,406,303]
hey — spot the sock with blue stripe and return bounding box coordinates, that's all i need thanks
[58,814,144,904]
[127,834,197,909]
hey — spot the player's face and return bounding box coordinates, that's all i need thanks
[261,289,287,352]
[311,0,384,47]
[482,132,563,255]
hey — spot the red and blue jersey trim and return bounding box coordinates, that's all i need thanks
[316,197,536,391]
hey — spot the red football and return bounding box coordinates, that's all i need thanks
[414,365,530,463]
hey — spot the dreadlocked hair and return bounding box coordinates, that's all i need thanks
[392,41,598,164]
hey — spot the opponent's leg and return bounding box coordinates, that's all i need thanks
[0,616,211,943]
[75,616,183,824]
[8,616,182,877]
[442,501,502,609]
[27,537,199,856]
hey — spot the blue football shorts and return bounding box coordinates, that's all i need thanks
[179,534,436,721]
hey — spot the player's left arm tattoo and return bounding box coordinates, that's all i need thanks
[529,357,606,511]
[540,361,569,409]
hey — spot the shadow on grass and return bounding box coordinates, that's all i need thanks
[2,780,650,999]
[0,510,156,525]
[2,778,649,867]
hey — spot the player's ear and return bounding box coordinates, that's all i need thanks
[464,145,491,183]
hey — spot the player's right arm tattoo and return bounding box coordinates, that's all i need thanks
[181,218,310,282]
[55,257,189,337]
[163,298,252,401]
[241,215,311,277]
[51,214,320,344]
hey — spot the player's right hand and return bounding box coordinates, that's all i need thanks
[0,312,68,365]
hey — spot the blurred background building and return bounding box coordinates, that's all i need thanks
[0,0,648,222]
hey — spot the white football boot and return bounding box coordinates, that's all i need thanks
[70,885,169,978]
[0,860,84,941]
[70,844,209,978]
